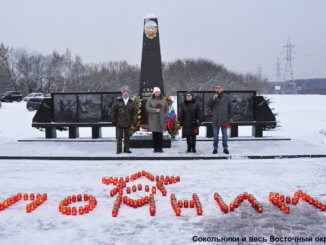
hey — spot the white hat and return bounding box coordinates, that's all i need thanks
[153,87,161,93]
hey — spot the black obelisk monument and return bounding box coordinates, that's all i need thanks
[139,14,164,97]
[139,14,164,126]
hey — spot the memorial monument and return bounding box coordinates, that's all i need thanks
[139,13,164,98]
[32,14,275,142]
[130,13,172,147]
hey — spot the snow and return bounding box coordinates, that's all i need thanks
[0,159,325,244]
[145,13,157,19]
[0,95,326,244]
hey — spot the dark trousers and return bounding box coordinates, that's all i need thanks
[116,127,131,151]
[152,132,163,151]
[186,135,196,151]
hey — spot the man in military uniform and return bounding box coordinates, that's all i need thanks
[111,86,136,154]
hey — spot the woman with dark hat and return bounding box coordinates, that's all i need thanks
[179,91,202,153]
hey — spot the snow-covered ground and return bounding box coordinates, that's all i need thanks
[0,159,326,245]
[0,95,326,244]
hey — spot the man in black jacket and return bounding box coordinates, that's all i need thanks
[111,86,136,154]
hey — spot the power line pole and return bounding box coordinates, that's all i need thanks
[282,38,297,94]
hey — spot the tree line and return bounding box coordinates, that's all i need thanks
[0,43,268,96]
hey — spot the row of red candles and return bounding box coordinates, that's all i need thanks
[269,191,326,214]
[112,194,156,217]
[102,172,180,186]
[0,193,47,213]
[59,194,97,216]
[109,181,168,197]
[26,194,47,213]
[2,191,325,216]
[214,192,264,214]
[170,193,203,216]
[110,185,157,197]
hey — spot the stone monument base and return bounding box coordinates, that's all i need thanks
[130,132,171,148]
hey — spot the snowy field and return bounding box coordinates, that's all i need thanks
[0,95,326,244]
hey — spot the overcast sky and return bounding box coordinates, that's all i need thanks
[1,0,325,81]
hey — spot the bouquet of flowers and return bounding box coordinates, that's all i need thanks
[166,108,180,139]
[156,102,162,109]
[222,123,230,129]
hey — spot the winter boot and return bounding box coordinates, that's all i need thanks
[186,137,191,153]
[191,139,196,153]
[117,141,122,154]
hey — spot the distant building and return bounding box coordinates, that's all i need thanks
[268,78,326,94]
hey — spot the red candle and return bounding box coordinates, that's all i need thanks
[77,194,82,202]
[280,195,284,202]
[190,200,195,208]
[184,200,189,208]
[26,205,32,213]
[126,187,131,194]
[138,184,142,191]
[72,207,77,216]
[72,195,77,203]
[152,187,156,194]
[30,194,35,201]
[257,206,263,213]
[284,207,290,214]
[145,185,149,192]
[23,194,28,201]
[178,201,183,208]
[132,185,137,192]
[78,206,84,215]
[113,178,118,185]
[229,204,234,211]
[42,193,47,200]
[84,194,89,201]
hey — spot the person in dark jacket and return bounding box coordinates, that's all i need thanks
[111,86,136,154]
[208,84,233,154]
[146,87,169,153]
[179,91,202,153]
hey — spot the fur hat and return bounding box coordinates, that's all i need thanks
[152,87,161,93]
[120,85,130,93]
